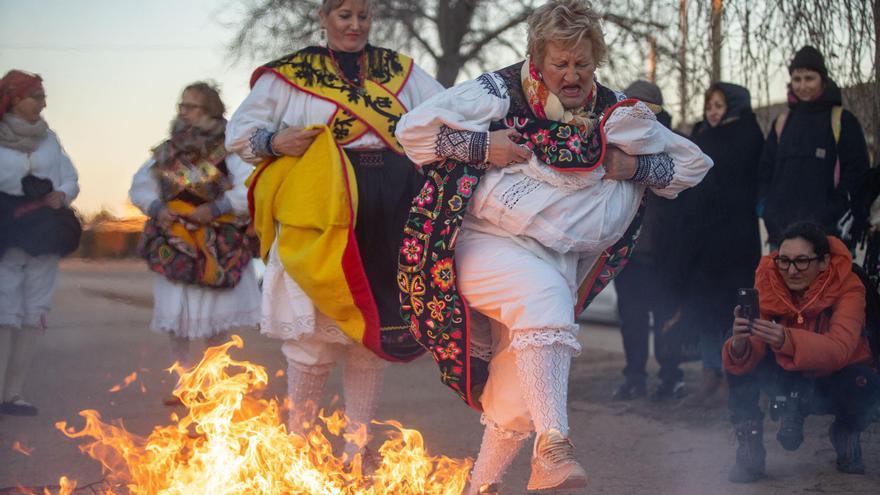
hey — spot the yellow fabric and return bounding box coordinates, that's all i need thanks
[831,105,843,145]
[164,200,238,287]
[268,52,412,153]
[247,125,366,344]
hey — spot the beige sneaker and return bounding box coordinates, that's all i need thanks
[527,429,588,492]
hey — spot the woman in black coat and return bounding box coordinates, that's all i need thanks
[759,46,870,247]
[678,82,764,406]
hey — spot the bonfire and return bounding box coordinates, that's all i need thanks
[46,336,470,494]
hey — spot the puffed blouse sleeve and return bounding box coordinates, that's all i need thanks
[222,154,254,216]
[602,101,714,199]
[400,63,445,109]
[48,132,80,205]
[128,157,162,218]
[395,72,511,167]
[225,73,298,164]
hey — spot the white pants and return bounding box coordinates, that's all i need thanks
[456,228,597,436]
[0,248,60,329]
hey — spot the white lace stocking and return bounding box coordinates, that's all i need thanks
[342,345,388,457]
[286,361,331,436]
[468,426,529,493]
[513,341,574,437]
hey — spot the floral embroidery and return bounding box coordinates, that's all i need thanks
[400,237,423,263]
[533,128,550,145]
[414,182,434,206]
[427,296,447,321]
[431,258,455,292]
[448,195,463,212]
[456,174,478,198]
[436,341,463,361]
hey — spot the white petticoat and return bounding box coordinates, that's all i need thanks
[150,266,261,339]
[259,241,352,346]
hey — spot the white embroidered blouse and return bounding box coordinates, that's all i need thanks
[226,64,443,163]
[395,72,713,254]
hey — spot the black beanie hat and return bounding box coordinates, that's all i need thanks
[789,45,828,80]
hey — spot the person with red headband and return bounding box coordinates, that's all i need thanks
[0,69,80,417]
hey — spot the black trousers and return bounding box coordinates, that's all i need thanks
[727,352,880,431]
[615,258,684,384]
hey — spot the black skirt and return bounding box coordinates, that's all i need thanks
[345,149,424,357]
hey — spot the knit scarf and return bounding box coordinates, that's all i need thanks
[520,58,598,135]
[0,113,49,153]
[151,117,229,203]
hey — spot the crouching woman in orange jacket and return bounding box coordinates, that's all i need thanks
[723,221,879,482]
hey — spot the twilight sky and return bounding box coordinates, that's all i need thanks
[1,0,256,216]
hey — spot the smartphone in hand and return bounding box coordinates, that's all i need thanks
[737,288,760,323]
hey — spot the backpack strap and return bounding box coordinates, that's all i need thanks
[831,105,843,187]
[831,105,843,145]
[774,110,789,144]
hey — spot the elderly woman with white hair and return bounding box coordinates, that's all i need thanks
[395,1,712,492]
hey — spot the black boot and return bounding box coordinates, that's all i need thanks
[612,379,646,401]
[728,420,766,483]
[829,421,865,475]
[650,379,687,402]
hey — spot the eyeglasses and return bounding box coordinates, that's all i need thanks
[773,256,820,271]
[177,102,201,112]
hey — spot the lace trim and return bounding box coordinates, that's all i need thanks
[470,341,494,362]
[632,153,675,189]
[614,101,658,121]
[151,309,259,338]
[260,315,352,345]
[248,128,277,158]
[476,73,509,99]
[287,360,335,376]
[480,413,533,440]
[525,157,602,192]
[509,326,582,356]
[435,125,488,163]
[499,175,541,209]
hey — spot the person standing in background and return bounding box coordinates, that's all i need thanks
[0,70,80,416]
[129,81,260,405]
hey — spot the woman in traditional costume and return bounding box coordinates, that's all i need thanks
[226,0,443,462]
[0,70,80,416]
[395,1,713,492]
[130,82,260,405]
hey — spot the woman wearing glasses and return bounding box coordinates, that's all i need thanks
[0,70,80,416]
[129,82,260,405]
[723,221,879,482]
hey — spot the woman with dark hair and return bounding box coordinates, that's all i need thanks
[677,82,764,406]
[723,221,879,482]
[0,70,80,416]
[130,81,260,404]
[758,46,870,247]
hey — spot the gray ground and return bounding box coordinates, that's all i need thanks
[0,260,877,494]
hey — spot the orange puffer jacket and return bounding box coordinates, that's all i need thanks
[723,236,874,377]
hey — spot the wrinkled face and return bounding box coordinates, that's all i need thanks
[536,40,597,110]
[776,237,828,293]
[177,89,206,127]
[704,90,726,127]
[320,0,372,53]
[11,85,46,124]
[790,68,824,102]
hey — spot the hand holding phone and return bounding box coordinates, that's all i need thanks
[737,288,760,321]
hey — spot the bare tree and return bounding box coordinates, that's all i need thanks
[228,0,670,87]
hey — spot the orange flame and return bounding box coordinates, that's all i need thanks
[55,335,471,494]
[11,440,34,456]
[108,372,138,393]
